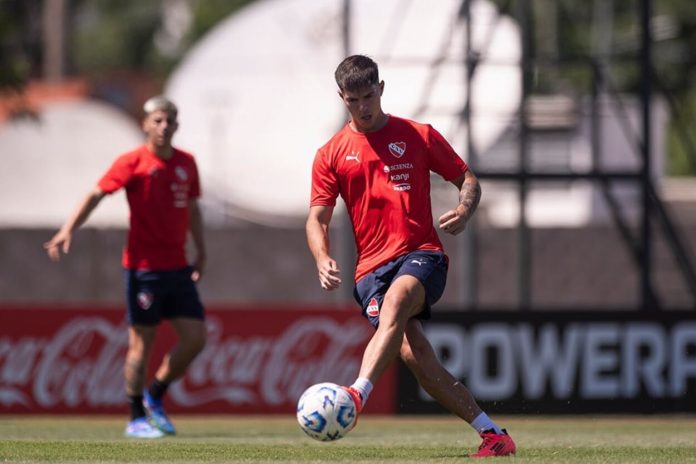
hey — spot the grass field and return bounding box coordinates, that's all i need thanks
[0,415,695,463]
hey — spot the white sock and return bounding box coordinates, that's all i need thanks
[350,377,373,403]
[470,412,503,434]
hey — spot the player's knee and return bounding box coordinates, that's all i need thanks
[384,286,425,321]
[400,334,437,374]
[183,326,207,355]
[193,330,207,354]
[383,290,404,309]
[399,343,417,368]
[126,341,150,361]
[401,336,428,363]
[183,336,205,358]
[382,296,417,324]
[400,346,430,385]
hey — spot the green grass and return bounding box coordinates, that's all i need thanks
[0,415,695,463]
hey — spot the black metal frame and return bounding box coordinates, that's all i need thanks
[340,0,696,310]
[463,0,696,310]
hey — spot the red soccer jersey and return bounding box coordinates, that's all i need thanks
[98,145,201,270]
[311,115,468,282]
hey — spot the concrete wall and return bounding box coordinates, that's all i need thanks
[2,220,694,310]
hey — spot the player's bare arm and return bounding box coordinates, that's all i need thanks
[438,169,481,235]
[306,205,342,290]
[44,186,106,261]
[188,198,206,282]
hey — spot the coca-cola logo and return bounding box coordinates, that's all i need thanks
[0,314,369,411]
[0,318,127,409]
[170,316,368,407]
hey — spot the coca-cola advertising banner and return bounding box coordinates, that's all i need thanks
[397,311,696,414]
[0,307,396,415]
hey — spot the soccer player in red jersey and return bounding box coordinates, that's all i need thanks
[44,96,207,439]
[307,55,515,457]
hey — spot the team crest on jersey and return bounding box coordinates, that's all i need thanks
[137,291,154,310]
[388,141,406,158]
[175,166,188,182]
[366,297,380,317]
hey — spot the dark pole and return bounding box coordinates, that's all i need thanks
[639,0,654,310]
[462,0,478,309]
[338,0,355,304]
[591,61,601,169]
[517,0,532,310]
[42,0,67,80]
[343,0,351,57]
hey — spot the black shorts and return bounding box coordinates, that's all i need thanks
[353,250,448,328]
[125,267,205,326]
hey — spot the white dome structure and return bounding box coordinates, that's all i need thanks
[166,0,521,226]
[0,99,142,227]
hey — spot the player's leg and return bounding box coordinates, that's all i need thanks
[349,273,425,410]
[400,319,482,422]
[153,317,207,381]
[143,317,206,435]
[143,266,206,434]
[358,274,425,381]
[124,324,164,438]
[346,251,445,411]
[123,269,164,438]
[400,319,516,457]
[125,325,156,398]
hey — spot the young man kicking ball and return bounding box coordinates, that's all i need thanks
[306,55,516,457]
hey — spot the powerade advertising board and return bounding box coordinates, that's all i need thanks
[397,311,696,414]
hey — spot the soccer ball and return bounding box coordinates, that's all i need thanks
[296,382,358,441]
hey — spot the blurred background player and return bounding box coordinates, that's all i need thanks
[44,96,207,439]
[306,55,516,457]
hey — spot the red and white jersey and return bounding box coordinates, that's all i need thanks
[311,115,467,282]
[98,145,201,271]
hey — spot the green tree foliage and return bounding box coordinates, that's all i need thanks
[488,0,696,175]
[2,0,695,174]
[72,1,162,73]
[0,0,41,91]
[187,0,254,43]
[71,0,255,77]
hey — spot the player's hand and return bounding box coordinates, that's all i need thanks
[438,205,469,235]
[317,257,341,291]
[43,230,72,262]
[191,255,206,282]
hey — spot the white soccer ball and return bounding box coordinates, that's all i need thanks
[296,382,358,441]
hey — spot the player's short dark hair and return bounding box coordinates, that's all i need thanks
[334,55,380,92]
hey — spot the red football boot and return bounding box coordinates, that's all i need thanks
[340,386,363,431]
[341,386,363,413]
[470,429,516,458]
